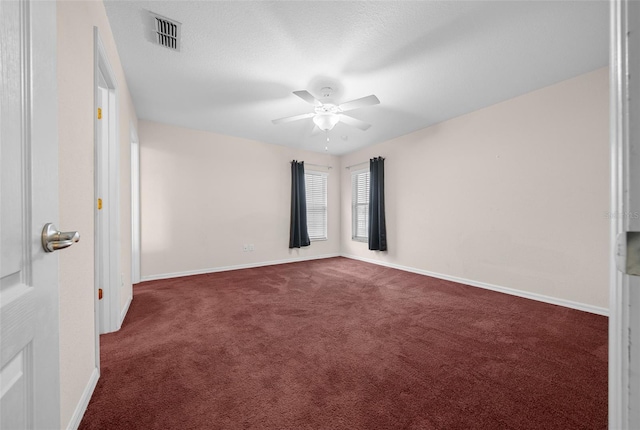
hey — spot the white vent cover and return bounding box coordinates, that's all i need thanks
[150,12,181,51]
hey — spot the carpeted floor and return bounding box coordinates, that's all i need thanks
[79,257,607,429]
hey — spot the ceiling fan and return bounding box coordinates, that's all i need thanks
[272,87,380,132]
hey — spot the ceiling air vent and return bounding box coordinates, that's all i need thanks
[150,12,181,51]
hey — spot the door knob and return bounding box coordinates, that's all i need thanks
[42,223,80,253]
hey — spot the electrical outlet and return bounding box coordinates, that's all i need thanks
[242,244,249,252]
[249,244,254,251]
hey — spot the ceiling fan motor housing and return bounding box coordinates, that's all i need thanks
[315,103,340,114]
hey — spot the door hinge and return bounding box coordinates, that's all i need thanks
[98,288,103,300]
[97,107,102,120]
[615,232,640,276]
[97,198,102,210]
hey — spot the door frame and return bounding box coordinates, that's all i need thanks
[609,0,639,427]
[93,27,121,338]
[131,123,141,285]
[28,0,62,424]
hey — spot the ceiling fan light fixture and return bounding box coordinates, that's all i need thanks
[273,89,378,132]
[313,113,340,131]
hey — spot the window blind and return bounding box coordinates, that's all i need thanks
[351,169,370,241]
[305,171,328,241]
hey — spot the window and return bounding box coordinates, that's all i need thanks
[305,171,328,241]
[351,169,370,241]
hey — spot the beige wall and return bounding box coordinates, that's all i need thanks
[341,67,609,310]
[138,121,341,278]
[57,1,137,428]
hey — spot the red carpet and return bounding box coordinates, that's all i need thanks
[80,257,607,429]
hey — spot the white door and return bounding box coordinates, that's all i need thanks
[610,0,640,428]
[97,82,109,333]
[0,1,63,428]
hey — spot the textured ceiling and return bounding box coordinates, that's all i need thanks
[104,1,609,155]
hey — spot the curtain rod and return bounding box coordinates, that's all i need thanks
[291,161,332,170]
[345,161,369,170]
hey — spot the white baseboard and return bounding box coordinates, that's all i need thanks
[118,294,132,329]
[138,252,607,316]
[140,253,341,282]
[341,253,609,316]
[66,366,99,430]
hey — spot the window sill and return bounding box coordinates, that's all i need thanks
[352,237,368,243]
[310,237,328,242]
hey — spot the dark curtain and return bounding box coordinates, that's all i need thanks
[368,157,387,251]
[289,160,310,248]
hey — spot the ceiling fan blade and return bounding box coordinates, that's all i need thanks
[338,95,380,112]
[272,112,315,125]
[339,114,372,131]
[293,90,322,106]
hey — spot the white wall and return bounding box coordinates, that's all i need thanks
[57,1,137,427]
[138,120,341,279]
[341,67,609,311]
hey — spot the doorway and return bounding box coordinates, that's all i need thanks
[94,28,120,337]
